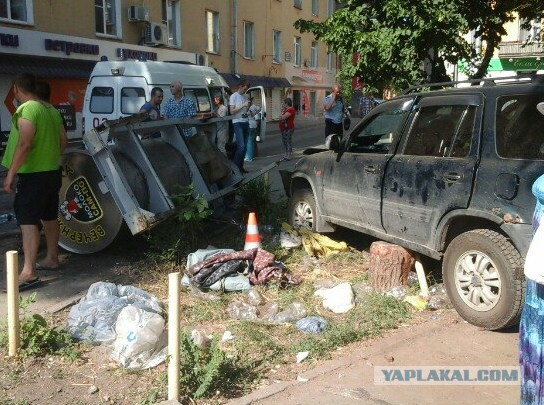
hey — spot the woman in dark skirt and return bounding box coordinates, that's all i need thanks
[520,173,544,404]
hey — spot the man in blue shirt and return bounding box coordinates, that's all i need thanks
[162,81,197,138]
[140,87,163,121]
[323,84,344,139]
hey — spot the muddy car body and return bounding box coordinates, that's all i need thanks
[287,75,544,330]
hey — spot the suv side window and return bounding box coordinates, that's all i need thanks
[347,98,413,154]
[496,94,544,160]
[403,104,475,158]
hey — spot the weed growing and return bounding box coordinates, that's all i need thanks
[0,293,81,360]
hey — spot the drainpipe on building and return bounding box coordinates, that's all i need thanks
[231,0,237,74]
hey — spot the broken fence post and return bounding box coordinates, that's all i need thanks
[168,271,181,400]
[6,250,19,357]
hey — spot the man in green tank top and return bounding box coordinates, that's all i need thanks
[2,74,66,290]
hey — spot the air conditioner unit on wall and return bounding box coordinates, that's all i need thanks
[145,22,168,46]
[128,5,148,22]
[196,53,208,66]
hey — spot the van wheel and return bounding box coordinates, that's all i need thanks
[289,189,316,231]
[442,229,524,330]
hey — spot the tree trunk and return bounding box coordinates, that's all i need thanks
[369,241,415,292]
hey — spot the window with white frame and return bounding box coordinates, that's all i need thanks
[312,0,319,16]
[311,41,318,68]
[327,0,335,16]
[294,36,301,66]
[162,0,180,47]
[206,10,220,53]
[273,30,282,63]
[327,50,333,71]
[95,0,121,37]
[244,21,255,58]
[294,0,302,9]
[0,0,33,23]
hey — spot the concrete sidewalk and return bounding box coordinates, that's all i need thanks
[229,310,519,405]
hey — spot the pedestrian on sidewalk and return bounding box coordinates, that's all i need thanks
[139,87,164,121]
[245,99,261,162]
[2,73,66,290]
[229,79,251,173]
[213,95,228,154]
[323,83,344,139]
[162,80,197,138]
[279,98,296,161]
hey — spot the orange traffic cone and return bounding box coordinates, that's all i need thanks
[244,212,262,250]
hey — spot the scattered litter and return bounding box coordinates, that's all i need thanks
[272,302,307,323]
[429,283,447,296]
[280,230,302,249]
[88,385,99,395]
[246,288,264,306]
[296,351,309,363]
[407,272,419,286]
[221,331,234,342]
[191,329,212,351]
[384,354,395,363]
[111,305,167,369]
[296,316,328,333]
[188,285,221,301]
[404,295,427,310]
[0,213,16,224]
[67,282,163,345]
[385,285,409,300]
[428,295,450,310]
[282,223,348,258]
[352,282,373,304]
[297,375,309,382]
[258,302,280,322]
[209,274,251,292]
[227,301,258,320]
[314,282,355,314]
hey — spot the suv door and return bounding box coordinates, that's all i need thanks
[321,98,413,228]
[382,94,483,247]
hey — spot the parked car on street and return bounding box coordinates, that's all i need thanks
[286,75,544,330]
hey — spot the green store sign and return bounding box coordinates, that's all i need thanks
[460,57,544,71]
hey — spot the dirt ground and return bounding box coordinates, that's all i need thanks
[0,211,520,405]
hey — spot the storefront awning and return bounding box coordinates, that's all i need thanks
[220,73,291,89]
[0,54,97,78]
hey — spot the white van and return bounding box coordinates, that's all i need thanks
[82,60,267,138]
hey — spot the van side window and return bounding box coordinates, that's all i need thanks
[184,88,211,113]
[90,87,114,114]
[121,87,146,114]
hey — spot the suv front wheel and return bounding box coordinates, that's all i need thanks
[289,188,317,231]
[442,229,524,330]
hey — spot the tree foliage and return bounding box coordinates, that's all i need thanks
[294,0,544,91]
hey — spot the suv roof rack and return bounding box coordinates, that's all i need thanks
[400,73,544,95]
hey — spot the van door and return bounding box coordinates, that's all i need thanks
[247,86,267,141]
[84,77,146,133]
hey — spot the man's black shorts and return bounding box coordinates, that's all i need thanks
[14,169,62,226]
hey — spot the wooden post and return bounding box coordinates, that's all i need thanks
[6,250,19,357]
[369,241,415,292]
[168,272,181,401]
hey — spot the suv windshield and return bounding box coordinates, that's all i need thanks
[348,98,413,153]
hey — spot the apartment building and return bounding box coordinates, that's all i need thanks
[0,0,338,140]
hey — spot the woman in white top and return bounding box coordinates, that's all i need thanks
[245,101,261,161]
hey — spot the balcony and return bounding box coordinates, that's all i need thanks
[499,42,544,57]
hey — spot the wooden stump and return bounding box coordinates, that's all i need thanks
[369,241,415,292]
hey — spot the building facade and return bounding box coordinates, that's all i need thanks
[0,0,339,141]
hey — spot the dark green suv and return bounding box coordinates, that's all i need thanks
[287,75,544,330]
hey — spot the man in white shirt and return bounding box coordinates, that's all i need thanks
[229,80,250,173]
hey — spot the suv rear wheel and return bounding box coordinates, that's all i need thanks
[289,188,316,231]
[442,229,524,330]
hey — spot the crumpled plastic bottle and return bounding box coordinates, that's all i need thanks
[385,285,409,300]
[272,302,307,323]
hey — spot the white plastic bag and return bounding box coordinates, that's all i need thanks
[110,305,167,369]
[314,282,355,314]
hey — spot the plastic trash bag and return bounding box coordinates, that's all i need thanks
[227,301,258,320]
[110,305,167,369]
[280,230,302,249]
[385,285,409,300]
[314,282,355,314]
[296,316,328,333]
[66,281,163,345]
[272,302,307,323]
